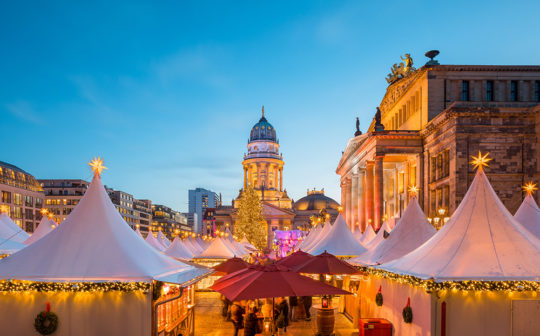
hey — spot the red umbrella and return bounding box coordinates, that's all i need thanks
[211,263,350,301]
[294,251,358,275]
[276,250,314,269]
[213,257,250,275]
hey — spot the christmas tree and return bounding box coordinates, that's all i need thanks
[235,186,267,250]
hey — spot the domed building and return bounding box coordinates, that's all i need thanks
[293,189,340,230]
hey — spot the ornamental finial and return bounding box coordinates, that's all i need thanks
[88,156,107,177]
[408,185,420,197]
[470,151,492,171]
[523,182,538,196]
[262,105,265,118]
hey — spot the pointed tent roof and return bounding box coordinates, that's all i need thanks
[514,194,540,239]
[302,221,330,252]
[380,169,540,281]
[297,225,321,251]
[158,231,171,248]
[197,237,238,259]
[349,198,436,266]
[0,213,29,244]
[307,214,367,257]
[135,227,143,238]
[223,238,248,257]
[24,217,55,245]
[240,237,257,251]
[145,231,166,251]
[359,224,376,245]
[225,227,234,242]
[0,238,26,255]
[0,173,208,283]
[185,237,204,255]
[165,237,194,260]
[365,221,392,250]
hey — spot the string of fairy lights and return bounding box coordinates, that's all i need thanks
[0,281,151,293]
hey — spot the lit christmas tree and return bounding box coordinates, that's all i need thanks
[235,186,267,250]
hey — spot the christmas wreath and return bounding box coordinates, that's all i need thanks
[34,302,58,335]
[375,286,383,306]
[402,298,413,323]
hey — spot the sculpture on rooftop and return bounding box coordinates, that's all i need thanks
[374,107,385,132]
[355,117,362,136]
[386,54,416,84]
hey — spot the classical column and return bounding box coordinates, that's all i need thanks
[244,167,248,190]
[350,172,358,231]
[374,156,384,229]
[357,169,365,232]
[418,153,425,209]
[279,167,283,191]
[344,178,352,227]
[365,162,374,230]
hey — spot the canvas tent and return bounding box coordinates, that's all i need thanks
[145,231,166,251]
[165,236,195,260]
[514,193,540,239]
[302,221,330,252]
[197,237,238,259]
[306,214,367,257]
[24,216,56,245]
[296,225,321,251]
[157,231,171,248]
[364,221,391,250]
[0,212,30,243]
[358,224,376,245]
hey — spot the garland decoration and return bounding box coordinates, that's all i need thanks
[153,281,164,301]
[0,280,150,293]
[375,285,383,306]
[34,302,59,335]
[402,297,413,323]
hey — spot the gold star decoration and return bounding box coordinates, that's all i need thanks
[408,185,420,197]
[337,205,344,213]
[40,208,49,215]
[523,182,538,196]
[470,151,492,171]
[88,156,107,177]
[0,205,9,213]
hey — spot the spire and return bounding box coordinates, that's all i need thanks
[262,105,265,118]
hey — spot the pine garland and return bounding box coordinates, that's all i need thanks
[234,186,267,250]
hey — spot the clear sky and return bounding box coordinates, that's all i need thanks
[1,1,540,212]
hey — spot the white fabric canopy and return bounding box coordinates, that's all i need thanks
[158,231,171,248]
[358,224,376,245]
[224,238,248,257]
[165,237,194,260]
[302,222,330,252]
[185,237,204,255]
[349,198,436,266]
[24,217,55,245]
[380,169,540,281]
[514,194,540,239]
[225,227,234,242]
[197,237,237,259]
[296,225,320,251]
[0,213,29,243]
[145,231,166,251]
[0,174,205,283]
[365,221,392,250]
[0,238,26,254]
[307,214,367,257]
[135,227,143,238]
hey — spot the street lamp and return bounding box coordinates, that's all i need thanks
[428,207,449,230]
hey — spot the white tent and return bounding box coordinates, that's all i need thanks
[165,236,194,260]
[158,231,171,248]
[224,238,248,257]
[297,225,321,251]
[225,227,234,241]
[358,224,376,245]
[197,237,238,259]
[145,231,166,252]
[0,173,209,283]
[380,168,540,281]
[364,221,392,250]
[0,238,26,255]
[185,237,204,255]
[23,216,55,245]
[0,213,29,244]
[349,197,436,266]
[352,229,363,241]
[307,214,367,257]
[302,221,330,252]
[514,193,540,239]
[135,227,143,238]
[240,236,257,251]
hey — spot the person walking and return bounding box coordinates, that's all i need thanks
[288,296,298,322]
[301,295,312,321]
[230,301,245,336]
[276,297,289,332]
[244,306,260,336]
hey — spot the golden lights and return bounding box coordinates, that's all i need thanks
[40,208,49,215]
[88,156,107,177]
[337,206,344,213]
[522,182,538,196]
[0,281,150,293]
[0,205,9,213]
[408,185,419,197]
[470,151,492,171]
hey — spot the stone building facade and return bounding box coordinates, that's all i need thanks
[337,60,540,232]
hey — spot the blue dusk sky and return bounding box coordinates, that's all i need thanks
[1,1,540,211]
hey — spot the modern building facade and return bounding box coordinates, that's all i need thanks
[40,179,89,224]
[188,188,219,234]
[1,161,45,232]
[337,54,540,232]
[108,189,138,229]
[152,204,191,239]
[134,199,152,234]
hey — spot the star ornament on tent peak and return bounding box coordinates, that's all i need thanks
[88,156,108,177]
[523,182,538,196]
[0,205,9,213]
[408,185,420,197]
[470,151,492,171]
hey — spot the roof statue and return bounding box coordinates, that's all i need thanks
[425,50,440,66]
[349,197,436,266]
[0,158,209,284]
[380,152,540,281]
[385,53,416,84]
[354,117,362,136]
[262,105,264,118]
[374,107,385,132]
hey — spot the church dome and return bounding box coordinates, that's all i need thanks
[293,190,340,211]
[250,108,277,143]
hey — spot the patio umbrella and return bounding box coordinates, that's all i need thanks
[294,251,358,275]
[211,263,350,301]
[276,250,315,269]
[213,257,251,275]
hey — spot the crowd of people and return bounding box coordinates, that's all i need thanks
[221,295,313,335]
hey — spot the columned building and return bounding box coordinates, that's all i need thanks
[337,54,540,232]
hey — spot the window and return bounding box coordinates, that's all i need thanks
[510,81,518,101]
[14,193,22,205]
[443,185,450,210]
[1,191,11,203]
[24,195,33,207]
[430,157,437,183]
[535,81,539,102]
[437,154,443,180]
[13,207,22,219]
[461,81,470,101]
[486,81,494,101]
[430,190,436,215]
[443,150,450,178]
[25,222,34,233]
